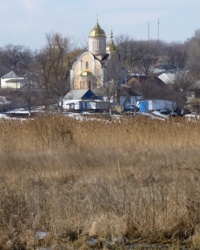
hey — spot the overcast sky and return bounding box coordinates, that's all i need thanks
[0,0,199,50]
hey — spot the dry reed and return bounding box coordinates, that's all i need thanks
[0,114,200,249]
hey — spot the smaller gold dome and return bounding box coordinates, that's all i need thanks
[106,29,118,53]
[80,70,93,76]
[89,21,106,37]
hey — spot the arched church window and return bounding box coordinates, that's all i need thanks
[96,41,99,50]
[92,41,100,51]
[86,61,89,69]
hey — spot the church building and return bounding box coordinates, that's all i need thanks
[70,20,124,94]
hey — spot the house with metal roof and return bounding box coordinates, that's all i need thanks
[61,89,110,111]
[1,71,25,89]
[63,89,98,101]
[157,72,176,84]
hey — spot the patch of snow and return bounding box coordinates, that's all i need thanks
[35,231,49,239]
[184,113,200,121]
[0,114,9,119]
[152,111,168,119]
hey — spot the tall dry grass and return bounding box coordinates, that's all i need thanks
[0,114,200,248]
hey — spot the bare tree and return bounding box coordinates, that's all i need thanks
[94,55,123,103]
[34,33,73,108]
[0,44,33,76]
[137,54,157,76]
[186,29,200,78]
[115,35,147,73]
[115,34,131,69]
[135,41,158,76]
[34,33,87,109]
[166,43,187,71]
[22,83,38,116]
[116,37,161,76]
[173,72,195,92]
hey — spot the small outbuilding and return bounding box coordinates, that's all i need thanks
[139,99,176,112]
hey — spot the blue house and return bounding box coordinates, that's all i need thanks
[61,89,109,111]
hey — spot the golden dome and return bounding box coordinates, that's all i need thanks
[80,70,93,76]
[89,21,106,37]
[106,29,118,53]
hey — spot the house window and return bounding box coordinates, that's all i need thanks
[86,61,89,69]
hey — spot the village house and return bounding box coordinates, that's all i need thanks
[1,71,25,89]
[61,89,110,111]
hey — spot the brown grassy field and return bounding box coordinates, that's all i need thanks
[0,114,200,249]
